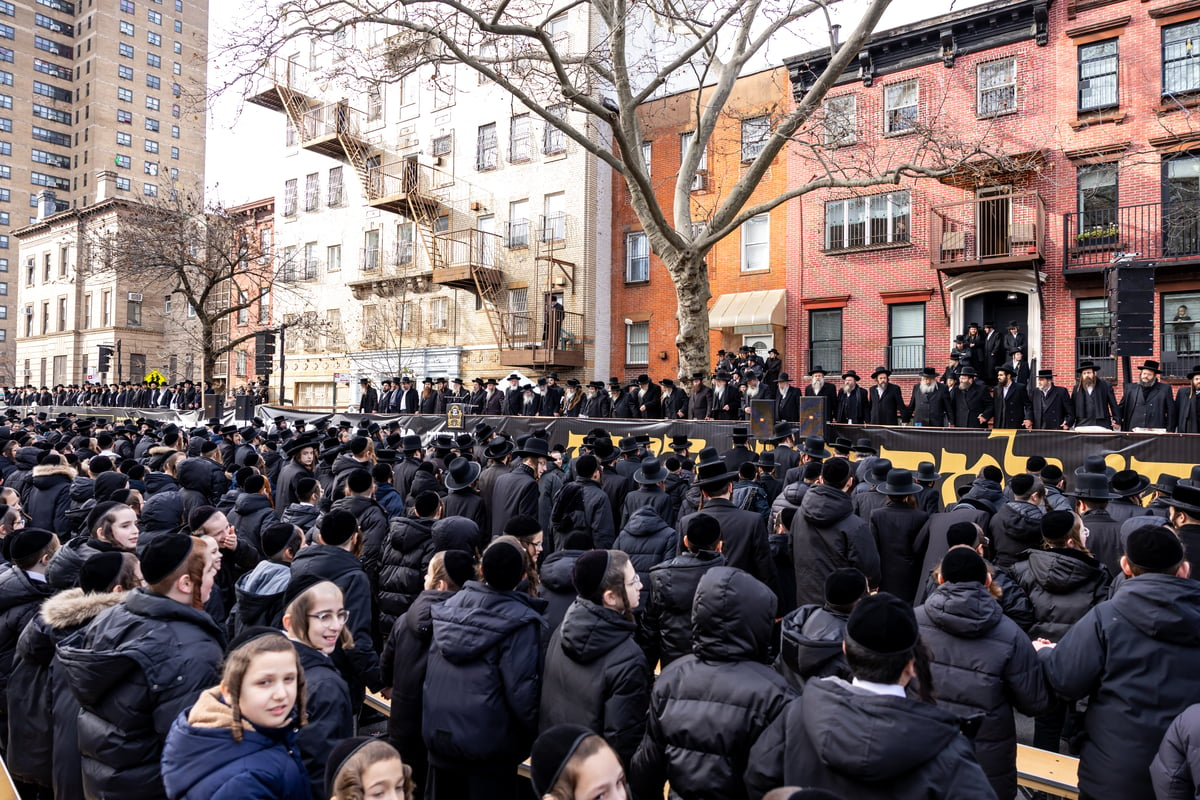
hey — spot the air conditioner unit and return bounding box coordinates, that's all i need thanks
[470,201,483,212]
[22,307,32,316]
[691,170,708,192]
[128,292,143,302]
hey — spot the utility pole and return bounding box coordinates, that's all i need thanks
[278,326,286,406]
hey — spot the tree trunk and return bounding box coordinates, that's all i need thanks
[202,323,216,390]
[663,250,713,380]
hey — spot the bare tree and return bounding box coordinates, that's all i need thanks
[81,188,315,387]
[228,0,1006,376]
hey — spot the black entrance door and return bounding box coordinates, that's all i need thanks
[963,290,1032,370]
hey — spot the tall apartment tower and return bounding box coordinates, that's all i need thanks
[3,0,209,387]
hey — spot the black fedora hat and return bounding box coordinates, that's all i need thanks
[731,427,750,443]
[592,438,617,462]
[483,439,515,460]
[1066,472,1118,501]
[808,366,828,376]
[1110,469,1150,498]
[1170,483,1200,516]
[1134,360,1163,374]
[831,437,854,456]
[282,433,319,457]
[757,451,776,470]
[512,437,551,459]
[444,457,482,491]
[1076,360,1100,373]
[841,370,861,381]
[1074,454,1116,479]
[693,448,736,486]
[915,461,942,482]
[690,371,707,381]
[669,434,693,449]
[850,438,877,455]
[1188,365,1200,379]
[618,436,639,455]
[1037,369,1054,380]
[866,458,893,486]
[802,436,831,459]
[1152,474,1180,495]
[878,469,921,496]
[776,373,792,383]
[635,458,670,485]
[959,366,978,378]
[871,366,892,378]
[919,367,939,378]
[769,421,796,442]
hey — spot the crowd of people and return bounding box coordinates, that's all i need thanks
[0,381,218,410]
[0,408,1199,799]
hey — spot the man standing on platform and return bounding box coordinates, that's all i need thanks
[835,370,868,424]
[950,367,991,429]
[359,378,378,414]
[992,365,1032,430]
[867,367,903,426]
[689,372,713,420]
[1177,366,1200,434]
[776,374,801,423]
[805,366,838,424]
[906,367,948,427]
[1120,360,1176,431]
[1031,369,1074,430]
[1072,360,1119,429]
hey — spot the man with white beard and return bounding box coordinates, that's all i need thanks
[905,367,948,427]
[1071,360,1119,430]
[742,371,765,418]
[561,378,583,417]
[710,371,738,420]
[835,370,868,423]
[804,365,838,422]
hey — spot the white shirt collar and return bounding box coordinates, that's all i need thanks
[26,571,47,583]
[851,678,906,698]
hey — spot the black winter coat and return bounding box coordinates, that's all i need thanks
[680,498,775,593]
[422,581,547,767]
[1041,574,1200,800]
[620,486,674,530]
[913,505,992,604]
[274,460,314,510]
[56,589,224,800]
[294,640,353,800]
[539,549,582,633]
[329,494,389,584]
[0,566,55,741]
[1011,547,1109,641]
[382,589,454,752]
[631,567,796,800]
[176,457,229,517]
[45,536,117,591]
[870,503,929,604]
[378,515,437,630]
[989,500,1044,568]
[791,485,880,606]
[280,503,320,537]
[227,491,276,559]
[1152,702,1200,800]
[27,464,76,535]
[442,489,488,541]
[776,604,849,689]
[613,507,677,606]
[917,582,1051,800]
[490,464,539,539]
[140,485,185,540]
[642,550,725,669]
[745,676,997,800]
[539,599,650,767]
[8,446,40,502]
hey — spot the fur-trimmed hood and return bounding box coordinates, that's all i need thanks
[39,587,125,630]
[32,463,77,480]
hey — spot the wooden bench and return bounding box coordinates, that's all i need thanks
[0,753,21,800]
[1017,744,1079,799]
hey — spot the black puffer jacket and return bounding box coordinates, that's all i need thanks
[1041,574,1200,800]
[920,560,1036,633]
[745,675,997,799]
[142,470,178,497]
[1152,703,1200,800]
[140,476,185,541]
[294,640,353,800]
[57,588,224,800]
[27,463,76,535]
[8,445,41,502]
[613,507,678,606]
[1011,547,1109,641]
[382,589,454,751]
[0,565,55,736]
[378,515,437,630]
[539,598,650,767]
[176,457,229,520]
[776,604,850,690]
[539,549,583,633]
[227,491,276,557]
[642,549,725,668]
[45,536,117,590]
[791,484,881,606]
[917,581,1051,800]
[7,588,123,790]
[631,567,797,800]
[431,516,483,557]
[329,494,389,583]
[989,500,1044,568]
[280,502,320,537]
[423,581,547,767]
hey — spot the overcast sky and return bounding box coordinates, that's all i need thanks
[204,0,992,206]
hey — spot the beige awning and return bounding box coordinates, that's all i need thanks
[709,289,787,328]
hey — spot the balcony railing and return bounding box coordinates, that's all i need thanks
[931,191,1045,271]
[503,309,584,351]
[1063,200,1200,270]
[507,219,530,248]
[299,101,364,144]
[360,247,381,272]
[885,343,926,373]
[433,228,507,272]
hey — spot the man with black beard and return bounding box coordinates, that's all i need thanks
[905,367,948,427]
[992,364,1032,430]
[1176,366,1200,434]
[949,367,990,428]
[1071,360,1119,429]
[1120,359,1176,431]
[560,378,583,417]
[804,366,838,423]
[1031,369,1074,430]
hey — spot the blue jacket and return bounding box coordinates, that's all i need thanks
[162,688,309,800]
[375,482,406,519]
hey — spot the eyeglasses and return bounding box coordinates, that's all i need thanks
[308,610,349,626]
[626,575,643,587]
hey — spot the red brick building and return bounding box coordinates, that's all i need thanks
[223,197,275,389]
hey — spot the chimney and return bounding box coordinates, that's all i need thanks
[94,170,117,202]
[36,190,57,221]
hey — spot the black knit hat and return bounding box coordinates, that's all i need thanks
[821,457,851,486]
[84,500,125,538]
[1041,510,1076,542]
[685,513,721,548]
[945,521,980,548]
[140,533,194,585]
[940,547,988,585]
[319,509,358,546]
[188,505,221,533]
[346,469,373,494]
[260,523,297,559]
[503,514,541,539]
[8,527,54,564]
[79,551,126,593]
[846,592,920,655]
[442,549,476,589]
[283,572,329,608]
[243,474,266,494]
[572,549,611,598]
[296,477,319,500]
[482,540,525,591]
[824,568,867,607]
[324,737,381,800]
[94,471,130,502]
[530,724,594,797]
[1125,525,1185,572]
[226,625,285,655]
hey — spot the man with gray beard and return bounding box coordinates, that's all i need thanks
[905,367,949,427]
[804,366,838,422]
[1071,360,1119,429]
[1120,359,1176,431]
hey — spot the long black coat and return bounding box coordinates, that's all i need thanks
[635,382,663,418]
[991,382,1032,429]
[709,384,739,420]
[1072,380,1119,428]
[835,386,869,424]
[27,463,76,535]
[776,387,801,422]
[950,381,991,428]
[294,640,354,800]
[1121,380,1177,431]
[383,588,453,751]
[56,588,224,800]
[630,568,797,800]
[679,498,775,593]
[1040,574,1200,800]
[917,582,1051,800]
[661,388,689,420]
[906,384,949,427]
[1011,547,1109,641]
[688,385,713,420]
[1031,385,1074,430]
[378,515,437,631]
[642,550,725,668]
[790,485,881,606]
[0,565,55,746]
[540,599,650,767]
[1177,385,1200,434]
[805,383,839,423]
[869,503,929,604]
[867,383,905,425]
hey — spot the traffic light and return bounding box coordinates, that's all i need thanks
[97,345,112,373]
[254,330,276,376]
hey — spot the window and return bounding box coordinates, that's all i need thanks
[119,42,134,58]
[640,141,651,175]
[115,154,130,168]
[163,294,170,315]
[258,288,270,323]
[883,80,918,134]
[887,303,925,371]
[283,178,296,215]
[475,123,497,170]
[1079,39,1118,111]
[430,297,448,330]
[326,244,341,272]
[0,94,8,109]
[143,183,157,197]
[0,119,10,133]
[145,117,159,131]
[119,64,134,80]
[823,94,857,148]
[431,134,451,157]
[33,59,71,80]
[143,161,158,175]
[259,228,271,264]
[170,146,179,159]
[741,115,770,162]
[327,166,343,206]
[543,192,565,241]
[0,1,11,14]
[33,126,70,146]
[0,142,7,156]
[121,0,134,12]
[30,171,69,190]
[977,57,1017,116]
[31,149,70,168]
[117,87,133,102]
[173,20,181,32]
[236,288,248,323]
[173,61,181,74]
[146,74,160,89]
[432,67,454,109]
[824,191,910,250]
[235,350,246,376]
[543,104,567,154]
[303,242,317,279]
[171,125,179,138]
[1077,163,1118,231]
[174,41,181,54]
[1076,297,1114,376]
[366,86,381,121]
[1164,291,1200,371]
[147,8,160,23]
[626,321,649,365]
[508,199,529,247]
[1164,20,1200,96]
[0,71,8,85]
[809,308,843,372]
[396,222,413,264]
[33,82,71,102]
[146,96,160,110]
[120,19,134,35]
[679,130,708,190]
[0,24,10,39]
[147,31,161,46]
[57,296,66,330]
[0,47,9,62]
[362,229,380,271]
[508,287,528,337]
[117,109,132,124]
[509,114,531,162]
[115,177,130,191]
[0,306,5,320]
[741,214,769,271]
[625,231,649,282]
[144,139,158,153]
[126,295,142,326]
[305,172,319,211]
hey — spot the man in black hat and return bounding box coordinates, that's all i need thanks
[274,434,318,508]
[1030,368,1073,430]
[560,378,584,417]
[1176,366,1200,433]
[660,378,688,420]
[992,364,1032,430]
[747,592,993,799]
[491,437,549,539]
[709,371,738,420]
[540,373,564,418]
[983,321,1004,385]
[1071,360,1119,430]
[949,366,991,428]
[394,377,418,415]
[773,373,799,423]
[577,381,606,418]
[635,374,662,419]
[1167,484,1200,579]
[804,367,838,423]
[1120,360,1176,431]
[688,372,713,420]
[905,367,948,427]
[1003,320,1026,359]
[835,370,868,425]
[866,367,904,426]
[359,378,378,414]
[1038,525,1200,800]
